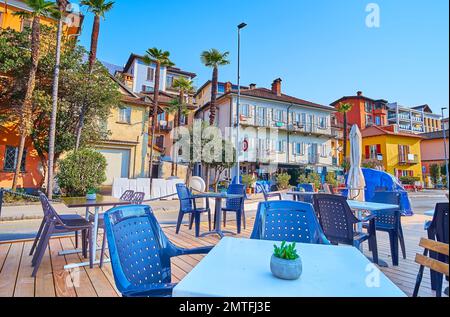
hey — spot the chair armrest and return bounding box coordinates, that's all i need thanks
[177,246,214,256]
[359,213,376,223]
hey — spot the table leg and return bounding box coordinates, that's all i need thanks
[90,206,100,268]
[201,197,235,238]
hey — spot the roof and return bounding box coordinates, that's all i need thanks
[194,80,249,97]
[123,53,196,78]
[196,87,334,114]
[411,104,433,113]
[362,126,424,139]
[330,94,388,106]
[420,129,449,140]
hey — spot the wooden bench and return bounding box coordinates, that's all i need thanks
[413,238,449,297]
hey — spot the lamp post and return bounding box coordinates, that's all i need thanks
[235,22,247,184]
[442,107,449,190]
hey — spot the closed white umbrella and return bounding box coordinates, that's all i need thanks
[347,125,366,202]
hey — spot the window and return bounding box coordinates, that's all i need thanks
[318,116,327,129]
[293,142,304,156]
[256,107,267,126]
[375,116,381,125]
[3,146,26,172]
[21,19,32,32]
[365,144,381,159]
[217,84,225,94]
[157,112,167,125]
[365,101,373,113]
[276,140,285,153]
[118,106,132,123]
[365,114,373,126]
[398,145,410,162]
[240,104,250,117]
[146,67,155,82]
[274,109,283,122]
[320,144,328,157]
[166,75,175,89]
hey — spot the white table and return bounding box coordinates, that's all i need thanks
[173,238,406,297]
[347,200,399,212]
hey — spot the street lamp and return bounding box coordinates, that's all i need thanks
[235,22,247,184]
[441,107,449,190]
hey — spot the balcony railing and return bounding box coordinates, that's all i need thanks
[239,118,332,136]
[399,154,419,165]
[158,122,173,132]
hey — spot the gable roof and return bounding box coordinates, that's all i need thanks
[411,104,433,113]
[123,53,196,78]
[362,126,424,139]
[330,94,388,107]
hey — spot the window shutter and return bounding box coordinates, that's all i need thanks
[376,144,382,154]
[365,146,370,159]
[283,111,287,123]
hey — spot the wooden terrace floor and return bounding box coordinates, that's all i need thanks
[0,214,447,297]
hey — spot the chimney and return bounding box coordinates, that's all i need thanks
[357,91,363,97]
[249,83,256,90]
[224,81,232,94]
[271,78,282,96]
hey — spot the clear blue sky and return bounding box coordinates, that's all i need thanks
[73,0,449,116]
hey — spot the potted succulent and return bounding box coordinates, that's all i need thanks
[242,174,256,194]
[86,188,97,201]
[271,241,302,280]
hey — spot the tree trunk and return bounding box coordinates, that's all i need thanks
[148,62,161,191]
[12,17,41,191]
[75,14,100,150]
[209,67,218,126]
[47,13,64,199]
[343,113,348,172]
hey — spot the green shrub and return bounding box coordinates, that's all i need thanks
[58,148,107,197]
[326,172,338,187]
[400,176,420,185]
[242,174,256,188]
[276,173,291,190]
[273,241,299,260]
[298,172,321,190]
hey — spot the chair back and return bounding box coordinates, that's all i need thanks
[298,183,314,193]
[38,192,64,225]
[322,183,333,194]
[251,201,330,244]
[120,190,135,201]
[131,192,145,205]
[176,183,194,213]
[430,203,449,245]
[103,205,177,295]
[369,191,401,229]
[226,184,246,211]
[256,183,269,201]
[313,194,358,245]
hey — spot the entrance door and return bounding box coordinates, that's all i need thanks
[97,149,131,185]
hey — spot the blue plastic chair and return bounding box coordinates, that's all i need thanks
[175,184,211,237]
[424,202,449,297]
[365,191,406,266]
[103,205,213,297]
[251,201,330,244]
[294,184,314,204]
[222,184,246,234]
[313,194,379,264]
[298,183,314,193]
[256,183,282,201]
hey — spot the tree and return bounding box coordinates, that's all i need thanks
[142,48,174,182]
[167,77,194,176]
[11,0,57,191]
[47,0,69,199]
[336,102,353,172]
[430,164,442,187]
[200,49,230,125]
[76,0,114,150]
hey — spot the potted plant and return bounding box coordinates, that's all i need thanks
[86,188,97,201]
[271,241,302,280]
[242,174,256,194]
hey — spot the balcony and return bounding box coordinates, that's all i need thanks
[158,121,173,132]
[399,154,419,165]
[308,153,320,165]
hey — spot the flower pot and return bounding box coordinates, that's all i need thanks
[86,193,97,201]
[270,255,302,280]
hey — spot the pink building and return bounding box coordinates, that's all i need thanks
[420,129,449,178]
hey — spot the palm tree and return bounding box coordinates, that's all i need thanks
[337,102,353,171]
[167,77,194,176]
[47,0,69,200]
[200,49,230,126]
[142,48,174,181]
[75,0,114,150]
[11,0,57,191]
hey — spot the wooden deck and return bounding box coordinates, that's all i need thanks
[0,214,447,297]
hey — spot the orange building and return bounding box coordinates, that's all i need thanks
[331,91,389,130]
[0,0,82,191]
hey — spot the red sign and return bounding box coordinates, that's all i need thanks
[243,139,249,152]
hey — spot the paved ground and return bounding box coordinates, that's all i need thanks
[0,190,448,242]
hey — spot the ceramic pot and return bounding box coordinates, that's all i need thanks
[86,193,97,201]
[270,255,302,280]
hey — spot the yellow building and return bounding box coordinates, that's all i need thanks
[95,77,160,191]
[0,0,82,35]
[361,126,423,180]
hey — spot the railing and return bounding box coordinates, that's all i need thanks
[399,154,419,165]
[158,122,173,132]
[0,188,41,217]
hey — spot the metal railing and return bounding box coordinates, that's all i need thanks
[0,188,41,217]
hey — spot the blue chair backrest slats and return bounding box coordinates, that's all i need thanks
[251,201,330,245]
[226,184,246,211]
[176,184,194,213]
[369,192,401,229]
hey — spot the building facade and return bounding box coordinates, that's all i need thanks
[420,129,449,186]
[195,78,337,179]
[361,126,423,180]
[387,103,442,134]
